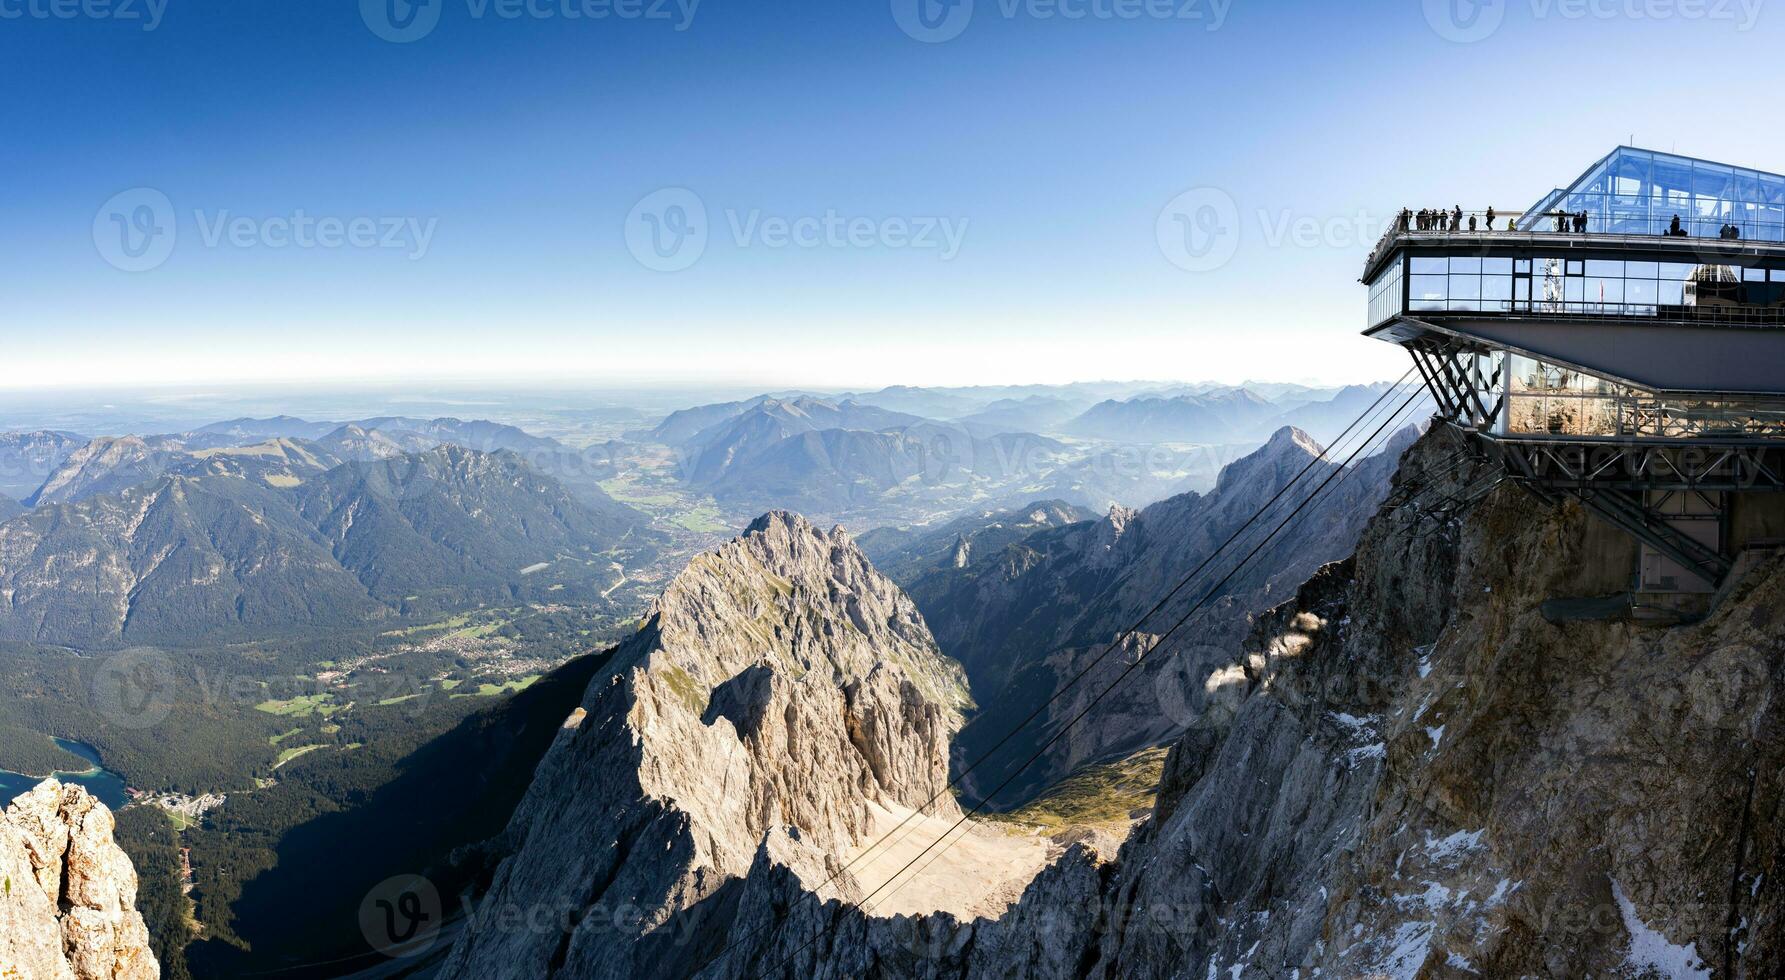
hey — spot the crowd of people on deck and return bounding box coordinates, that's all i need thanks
[1384,206,1753,249]
[1369,203,1715,274]
[1392,206,1745,238]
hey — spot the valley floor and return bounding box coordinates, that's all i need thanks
[847,801,1054,920]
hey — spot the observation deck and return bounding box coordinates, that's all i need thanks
[1363,149,1785,597]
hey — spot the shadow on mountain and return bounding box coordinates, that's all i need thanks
[183,652,607,979]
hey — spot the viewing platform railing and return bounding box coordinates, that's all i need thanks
[1364,220,1785,284]
[1419,299,1785,328]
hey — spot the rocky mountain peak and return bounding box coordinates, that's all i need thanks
[440,511,971,978]
[1211,425,1323,497]
[0,780,158,980]
[1264,423,1324,456]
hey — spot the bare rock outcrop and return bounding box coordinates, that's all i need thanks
[439,512,971,979]
[0,780,159,980]
[1076,425,1785,976]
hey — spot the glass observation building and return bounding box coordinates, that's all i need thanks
[1362,148,1785,602]
[1518,146,1785,242]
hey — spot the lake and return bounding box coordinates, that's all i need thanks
[0,738,128,810]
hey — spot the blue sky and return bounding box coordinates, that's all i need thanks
[2,0,1779,390]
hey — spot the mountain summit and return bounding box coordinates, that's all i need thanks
[440,512,972,978]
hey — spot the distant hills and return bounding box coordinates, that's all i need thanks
[627,381,1410,520]
[7,415,632,515]
[677,397,927,484]
[641,394,1075,518]
[953,395,1094,438]
[0,430,86,500]
[0,445,648,648]
[640,381,1401,451]
[1064,388,1282,443]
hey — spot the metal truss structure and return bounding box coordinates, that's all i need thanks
[1405,339,1785,587]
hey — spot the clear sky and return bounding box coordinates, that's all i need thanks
[3,0,1779,391]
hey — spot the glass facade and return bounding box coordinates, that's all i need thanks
[1367,258,1402,327]
[1480,355,1785,439]
[1517,147,1785,241]
[1392,252,1785,321]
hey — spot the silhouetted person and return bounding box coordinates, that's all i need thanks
[1485,206,1496,230]
[1452,206,1462,231]
[1554,211,1566,233]
[1669,214,1683,236]
[1468,214,1477,231]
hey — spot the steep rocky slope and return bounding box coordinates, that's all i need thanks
[26,437,183,508]
[857,500,1093,584]
[699,425,1785,978]
[439,512,975,979]
[912,425,1418,805]
[0,780,159,980]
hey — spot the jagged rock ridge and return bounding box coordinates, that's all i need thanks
[439,511,972,979]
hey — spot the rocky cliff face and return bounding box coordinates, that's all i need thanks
[1058,421,1785,977]
[910,425,1417,805]
[688,425,1785,978]
[0,780,159,980]
[438,512,972,980]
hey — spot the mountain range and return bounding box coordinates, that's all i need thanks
[0,445,649,648]
[1064,388,1283,442]
[8,415,589,507]
[627,384,1414,521]
[0,430,86,500]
